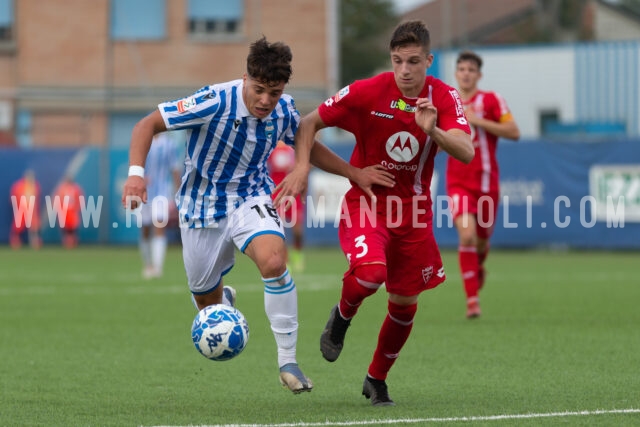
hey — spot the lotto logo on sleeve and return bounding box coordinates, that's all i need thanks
[177,97,197,113]
[449,90,466,117]
[333,86,350,103]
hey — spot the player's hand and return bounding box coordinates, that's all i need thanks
[121,176,147,209]
[415,97,438,135]
[351,165,395,202]
[273,166,309,211]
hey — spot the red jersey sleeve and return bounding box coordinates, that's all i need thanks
[429,79,471,134]
[318,82,368,134]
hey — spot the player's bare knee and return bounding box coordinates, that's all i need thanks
[258,253,287,278]
[458,230,477,247]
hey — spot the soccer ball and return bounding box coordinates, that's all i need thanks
[191,304,249,361]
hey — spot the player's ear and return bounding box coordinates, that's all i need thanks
[426,53,434,68]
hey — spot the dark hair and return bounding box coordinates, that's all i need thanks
[246,36,293,85]
[457,50,483,70]
[389,20,430,53]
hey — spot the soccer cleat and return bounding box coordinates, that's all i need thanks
[362,376,395,406]
[279,363,313,394]
[223,286,237,308]
[142,266,159,280]
[320,304,351,362]
[289,250,305,273]
[466,298,481,319]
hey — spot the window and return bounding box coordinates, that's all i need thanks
[188,0,243,37]
[0,0,13,42]
[111,0,166,40]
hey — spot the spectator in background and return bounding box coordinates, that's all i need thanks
[139,131,183,279]
[9,169,42,249]
[447,50,520,319]
[53,175,84,249]
[268,141,305,272]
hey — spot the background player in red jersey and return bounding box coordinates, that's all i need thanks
[52,175,84,249]
[276,20,473,406]
[268,141,305,272]
[447,51,520,319]
[9,169,42,250]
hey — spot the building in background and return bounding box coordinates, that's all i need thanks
[0,0,339,148]
[402,0,640,139]
[402,0,640,49]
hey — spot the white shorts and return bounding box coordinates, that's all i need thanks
[141,195,172,227]
[181,195,285,295]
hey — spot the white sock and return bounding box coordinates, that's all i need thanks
[263,269,298,367]
[151,235,168,274]
[139,237,151,268]
[222,287,232,306]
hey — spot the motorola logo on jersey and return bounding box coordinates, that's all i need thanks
[386,131,419,163]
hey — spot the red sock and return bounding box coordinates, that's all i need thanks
[459,245,479,299]
[368,301,417,380]
[339,264,385,319]
[478,245,489,266]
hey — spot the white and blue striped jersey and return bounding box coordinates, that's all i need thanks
[158,79,300,228]
[145,131,183,201]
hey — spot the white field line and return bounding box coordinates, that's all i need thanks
[147,408,640,427]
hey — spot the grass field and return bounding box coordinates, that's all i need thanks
[1,245,639,426]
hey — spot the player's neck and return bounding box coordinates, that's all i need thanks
[458,87,478,101]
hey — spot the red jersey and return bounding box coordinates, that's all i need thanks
[267,142,295,186]
[446,90,514,194]
[54,181,84,229]
[10,177,41,231]
[318,72,470,219]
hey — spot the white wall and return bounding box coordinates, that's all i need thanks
[439,45,577,139]
[438,41,640,139]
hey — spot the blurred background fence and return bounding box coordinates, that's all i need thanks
[1,0,639,249]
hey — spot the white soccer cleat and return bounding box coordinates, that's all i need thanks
[279,363,313,394]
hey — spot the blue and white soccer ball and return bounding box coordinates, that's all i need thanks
[191,304,249,361]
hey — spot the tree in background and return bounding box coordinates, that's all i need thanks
[340,0,398,87]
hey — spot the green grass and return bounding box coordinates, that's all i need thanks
[1,246,639,426]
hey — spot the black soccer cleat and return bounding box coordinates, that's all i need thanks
[362,376,395,407]
[320,304,351,362]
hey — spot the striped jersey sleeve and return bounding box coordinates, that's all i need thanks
[157,79,301,228]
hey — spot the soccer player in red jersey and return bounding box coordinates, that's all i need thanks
[276,20,474,405]
[53,175,84,249]
[267,141,305,271]
[446,51,520,319]
[9,169,42,250]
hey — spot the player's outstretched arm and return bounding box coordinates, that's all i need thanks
[121,110,167,209]
[274,109,324,208]
[310,142,395,201]
[473,115,520,141]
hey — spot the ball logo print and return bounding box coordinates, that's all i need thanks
[386,132,419,163]
[191,304,249,361]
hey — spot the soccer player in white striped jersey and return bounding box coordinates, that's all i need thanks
[121,37,314,393]
[139,131,182,279]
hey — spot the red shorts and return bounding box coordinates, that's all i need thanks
[11,214,40,233]
[337,199,445,296]
[447,187,499,239]
[61,212,81,231]
[277,195,304,225]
